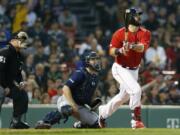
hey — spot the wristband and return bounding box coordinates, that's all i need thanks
[115,48,121,55]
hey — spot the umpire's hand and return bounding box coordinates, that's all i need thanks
[14,81,27,90]
[19,81,27,90]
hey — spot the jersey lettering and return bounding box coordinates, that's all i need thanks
[0,56,6,63]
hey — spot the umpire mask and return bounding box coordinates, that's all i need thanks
[13,31,30,49]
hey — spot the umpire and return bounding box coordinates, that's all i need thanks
[0,31,30,129]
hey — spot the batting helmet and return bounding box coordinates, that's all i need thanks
[85,51,102,72]
[124,7,143,26]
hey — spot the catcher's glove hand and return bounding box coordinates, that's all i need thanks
[90,97,102,110]
[84,98,102,111]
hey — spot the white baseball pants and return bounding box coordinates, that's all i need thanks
[99,62,142,119]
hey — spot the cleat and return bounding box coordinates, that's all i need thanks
[10,121,30,129]
[73,121,89,128]
[35,120,51,129]
[73,121,83,128]
[98,116,106,128]
[131,119,145,129]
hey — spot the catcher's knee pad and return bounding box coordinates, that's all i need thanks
[61,105,73,117]
[42,105,73,125]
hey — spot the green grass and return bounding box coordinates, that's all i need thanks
[0,128,180,135]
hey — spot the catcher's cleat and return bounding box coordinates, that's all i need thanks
[98,116,106,128]
[35,120,51,129]
[131,119,145,129]
[73,121,89,128]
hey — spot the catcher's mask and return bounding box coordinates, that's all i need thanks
[85,51,102,72]
[124,7,143,26]
[12,31,30,48]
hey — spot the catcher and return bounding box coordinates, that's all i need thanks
[35,51,102,128]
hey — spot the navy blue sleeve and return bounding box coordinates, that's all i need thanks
[75,60,85,70]
[65,70,85,90]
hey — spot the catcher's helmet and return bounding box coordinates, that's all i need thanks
[124,7,142,26]
[85,51,102,72]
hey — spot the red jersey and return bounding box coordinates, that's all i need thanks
[110,27,151,67]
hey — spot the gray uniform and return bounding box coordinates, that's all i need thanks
[57,95,98,125]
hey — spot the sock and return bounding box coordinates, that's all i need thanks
[131,106,141,121]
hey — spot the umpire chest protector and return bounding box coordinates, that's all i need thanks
[0,45,23,88]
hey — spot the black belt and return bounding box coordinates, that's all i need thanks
[121,65,138,70]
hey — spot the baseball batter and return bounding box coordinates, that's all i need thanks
[98,8,151,129]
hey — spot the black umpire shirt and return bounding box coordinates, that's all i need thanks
[66,67,99,106]
[0,44,23,89]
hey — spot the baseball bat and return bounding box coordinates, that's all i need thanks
[124,9,129,42]
[123,9,129,52]
[124,9,135,49]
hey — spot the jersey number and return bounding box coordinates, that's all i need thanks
[0,56,6,63]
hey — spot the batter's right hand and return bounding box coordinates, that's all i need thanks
[118,47,128,56]
[123,41,129,49]
[120,41,130,56]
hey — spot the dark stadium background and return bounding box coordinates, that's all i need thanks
[0,0,179,128]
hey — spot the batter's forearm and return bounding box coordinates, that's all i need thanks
[109,48,117,57]
[110,47,128,56]
[130,43,144,52]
